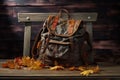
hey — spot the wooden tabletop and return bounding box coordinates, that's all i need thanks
[0,59,120,79]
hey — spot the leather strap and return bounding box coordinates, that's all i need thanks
[49,39,71,45]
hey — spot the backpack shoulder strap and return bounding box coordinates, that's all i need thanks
[31,28,43,58]
[31,15,53,58]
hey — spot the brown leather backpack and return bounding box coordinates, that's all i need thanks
[31,9,93,67]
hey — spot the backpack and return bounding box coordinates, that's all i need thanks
[31,9,93,67]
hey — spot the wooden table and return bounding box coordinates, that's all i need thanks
[0,60,120,80]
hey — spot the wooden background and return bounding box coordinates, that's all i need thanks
[0,0,119,63]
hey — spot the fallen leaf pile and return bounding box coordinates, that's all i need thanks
[2,56,44,70]
[1,56,100,76]
[69,65,100,76]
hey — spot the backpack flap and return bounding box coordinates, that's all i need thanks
[46,13,82,37]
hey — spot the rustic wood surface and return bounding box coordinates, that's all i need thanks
[0,60,120,79]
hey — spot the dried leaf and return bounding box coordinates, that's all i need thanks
[50,66,64,70]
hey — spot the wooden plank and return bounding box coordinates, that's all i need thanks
[0,61,120,78]
[0,60,120,79]
[18,13,97,22]
[0,65,120,76]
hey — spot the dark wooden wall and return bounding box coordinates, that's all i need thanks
[0,0,119,63]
